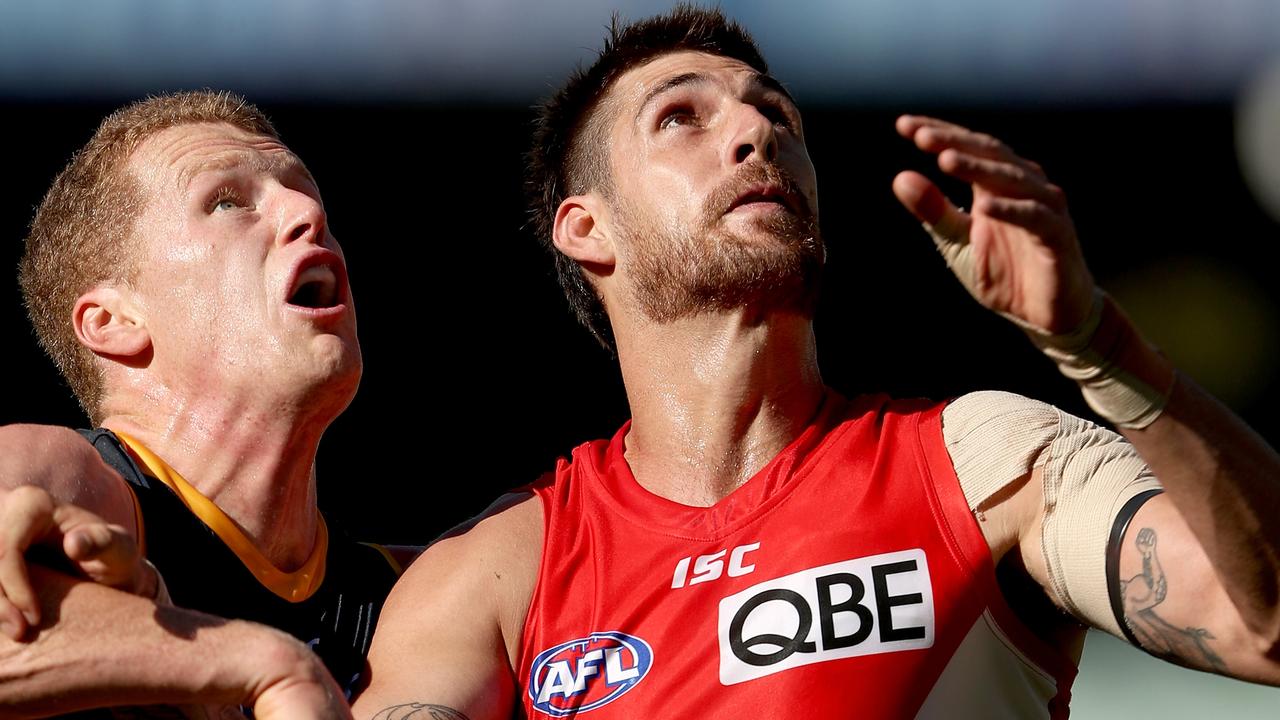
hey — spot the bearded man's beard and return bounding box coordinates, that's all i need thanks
[621,163,825,323]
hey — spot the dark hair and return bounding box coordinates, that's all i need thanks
[20,90,277,421]
[526,4,768,351]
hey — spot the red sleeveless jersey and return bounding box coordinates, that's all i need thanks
[518,392,1077,719]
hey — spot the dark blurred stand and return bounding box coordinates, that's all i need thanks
[4,100,1276,543]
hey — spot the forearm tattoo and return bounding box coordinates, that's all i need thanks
[370,703,472,720]
[1119,527,1226,672]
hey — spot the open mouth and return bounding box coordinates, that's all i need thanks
[285,252,347,310]
[728,185,797,215]
[289,267,338,308]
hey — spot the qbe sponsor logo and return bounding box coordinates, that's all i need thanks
[528,631,653,716]
[717,548,934,685]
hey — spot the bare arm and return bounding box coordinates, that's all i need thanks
[0,565,350,719]
[895,115,1280,678]
[352,493,542,720]
[0,424,146,638]
[0,424,137,526]
[1106,492,1278,680]
[1123,376,1280,650]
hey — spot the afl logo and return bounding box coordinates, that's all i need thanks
[528,631,653,716]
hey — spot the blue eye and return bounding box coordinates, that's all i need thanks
[208,186,248,212]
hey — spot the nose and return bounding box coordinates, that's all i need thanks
[277,188,327,247]
[725,102,778,167]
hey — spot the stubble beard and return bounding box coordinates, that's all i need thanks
[621,163,825,323]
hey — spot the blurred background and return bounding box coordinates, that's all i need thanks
[2,0,1279,716]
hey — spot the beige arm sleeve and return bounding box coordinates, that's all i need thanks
[942,391,1163,637]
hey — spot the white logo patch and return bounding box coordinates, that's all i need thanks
[717,548,934,685]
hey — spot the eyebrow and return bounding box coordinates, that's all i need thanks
[636,71,707,120]
[179,150,314,191]
[753,73,796,105]
[635,70,797,121]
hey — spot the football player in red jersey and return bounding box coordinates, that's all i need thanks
[354,6,1280,719]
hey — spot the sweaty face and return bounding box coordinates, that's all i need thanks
[125,122,360,409]
[604,51,824,322]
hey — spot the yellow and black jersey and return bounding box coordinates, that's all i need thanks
[76,428,401,696]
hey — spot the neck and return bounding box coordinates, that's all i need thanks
[100,380,332,570]
[614,308,825,507]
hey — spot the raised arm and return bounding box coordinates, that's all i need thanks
[352,493,543,720]
[894,115,1280,679]
[1122,364,1280,654]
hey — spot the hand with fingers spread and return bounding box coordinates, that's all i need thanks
[891,115,1177,429]
[0,484,156,640]
[891,114,1096,335]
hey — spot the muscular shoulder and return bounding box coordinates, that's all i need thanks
[941,391,1149,510]
[940,391,1061,506]
[942,392,1162,636]
[383,491,544,661]
[0,423,135,530]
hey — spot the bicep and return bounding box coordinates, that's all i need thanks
[1115,493,1280,683]
[353,537,516,720]
[944,392,1160,638]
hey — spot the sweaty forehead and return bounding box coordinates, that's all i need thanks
[605,50,771,118]
[129,122,303,192]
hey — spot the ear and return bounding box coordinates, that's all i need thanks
[552,194,615,268]
[73,286,152,359]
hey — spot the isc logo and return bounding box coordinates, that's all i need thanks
[528,631,654,716]
[717,548,934,685]
[671,542,761,588]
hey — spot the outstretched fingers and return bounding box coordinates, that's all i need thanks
[898,114,1060,209]
[897,115,1045,175]
[938,150,1066,209]
[895,114,1095,333]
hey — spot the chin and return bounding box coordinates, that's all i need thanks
[302,336,362,401]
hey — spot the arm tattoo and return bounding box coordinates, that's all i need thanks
[1119,527,1226,672]
[370,703,472,720]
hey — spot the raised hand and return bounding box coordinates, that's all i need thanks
[892,115,1096,335]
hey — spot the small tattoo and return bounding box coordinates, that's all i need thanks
[1120,527,1227,672]
[371,703,472,720]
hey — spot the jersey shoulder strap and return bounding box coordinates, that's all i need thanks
[77,428,155,491]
